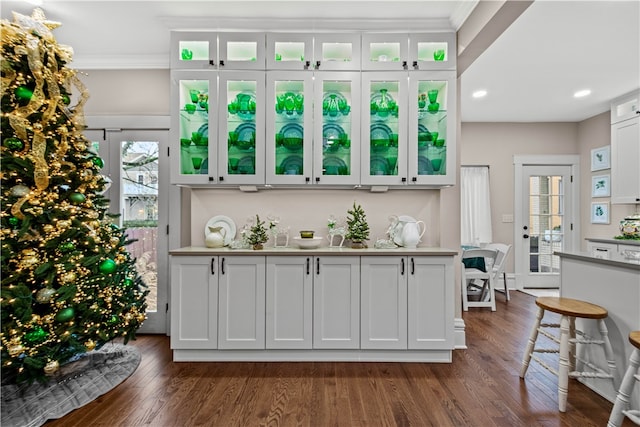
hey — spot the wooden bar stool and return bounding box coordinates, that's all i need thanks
[520,297,618,412]
[608,331,640,426]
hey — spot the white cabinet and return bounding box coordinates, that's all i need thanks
[218,71,266,185]
[313,256,360,349]
[171,32,217,69]
[361,33,409,71]
[360,256,408,349]
[170,256,218,349]
[361,71,456,186]
[586,239,640,262]
[218,256,266,349]
[611,90,639,124]
[218,32,266,70]
[265,256,313,349]
[265,256,360,349]
[611,113,640,204]
[407,256,454,349]
[265,71,314,185]
[170,70,218,185]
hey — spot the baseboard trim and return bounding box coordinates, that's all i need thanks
[454,317,466,349]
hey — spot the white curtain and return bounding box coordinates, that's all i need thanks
[460,166,492,246]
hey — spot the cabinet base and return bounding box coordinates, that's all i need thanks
[172,349,452,362]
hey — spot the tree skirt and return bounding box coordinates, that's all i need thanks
[1,343,141,427]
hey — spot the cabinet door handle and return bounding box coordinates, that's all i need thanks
[316,258,320,275]
[315,177,320,183]
[401,177,407,183]
[208,176,214,182]
[411,257,415,275]
[219,176,224,182]
[209,60,215,66]
[211,258,215,275]
[219,60,225,67]
[316,60,321,69]
[412,60,418,69]
[304,60,310,69]
[306,257,310,275]
[221,257,225,275]
[412,177,417,182]
[402,60,408,70]
[401,258,405,275]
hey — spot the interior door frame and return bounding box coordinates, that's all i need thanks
[85,116,173,334]
[514,155,580,290]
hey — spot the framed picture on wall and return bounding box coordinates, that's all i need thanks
[591,146,610,171]
[591,202,610,224]
[591,174,611,197]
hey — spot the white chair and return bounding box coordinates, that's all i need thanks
[485,243,512,301]
[461,248,498,311]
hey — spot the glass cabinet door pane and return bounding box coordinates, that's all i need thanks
[369,81,400,177]
[274,80,306,176]
[227,42,258,62]
[409,33,456,71]
[416,42,448,63]
[219,33,266,70]
[179,79,210,176]
[369,43,401,64]
[226,80,258,177]
[274,42,306,63]
[321,80,353,177]
[314,34,361,71]
[171,32,217,69]
[416,79,447,175]
[362,34,408,70]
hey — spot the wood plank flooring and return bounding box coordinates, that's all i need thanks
[44,291,632,426]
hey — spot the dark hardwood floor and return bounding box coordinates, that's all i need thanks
[45,291,631,426]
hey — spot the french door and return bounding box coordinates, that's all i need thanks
[514,156,580,289]
[85,127,170,334]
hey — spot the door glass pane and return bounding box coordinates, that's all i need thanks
[528,175,564,274]
[227,80,257,175]
[274,79,304,176]
[322,42,353,62]
[322,80,352,176]
[179,79,209,175]
[227,41,257,61]
[417,79,447,175]
[370,81,399,176]
[274,42,305,62]
[121,140,159,312]
[417,42,447,62]
[369,42,400,62]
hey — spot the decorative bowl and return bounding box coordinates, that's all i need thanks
[620,214,640,238]
[282,137,303,150]
[293,236,323,249]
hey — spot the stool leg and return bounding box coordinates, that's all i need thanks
[569,317,576,373]
[520,306,545,378]
[503,271,510,301]
[598,319,620,387]
[607,348,640,427]
[558,315,571,412]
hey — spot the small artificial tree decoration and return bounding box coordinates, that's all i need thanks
[345,202,370,248]
[247,215,268,249]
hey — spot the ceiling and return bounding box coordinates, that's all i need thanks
[2,0,639,123]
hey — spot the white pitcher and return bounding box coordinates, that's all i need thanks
[205,225,226,248]
[400,220,425,248]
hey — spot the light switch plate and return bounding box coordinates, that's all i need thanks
[502,214,514,223]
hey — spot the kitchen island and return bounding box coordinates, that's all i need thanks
[557,250,640,405]
[169,246,458,362]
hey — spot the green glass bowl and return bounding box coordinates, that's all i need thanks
[282,137,303,151]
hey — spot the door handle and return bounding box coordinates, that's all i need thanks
[316,258,320,275]
[401,258,405,275]
[306,257,310,275]
[211,258,215,274]
[221,257,225,274]
[411,257,415,275]
[523,234,529,239]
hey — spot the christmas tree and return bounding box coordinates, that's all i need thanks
[345,202,370,245]
[1,9,147,384]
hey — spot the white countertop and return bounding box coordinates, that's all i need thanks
[170,246,459,256]
[555,250,640,270]
[585,237,640,246]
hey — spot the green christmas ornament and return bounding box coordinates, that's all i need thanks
[92,157,104,168]
[55,307,75,322]
[3,137,24,150]
[15,86,33,101]
[60,242,76,252]
[8,216,20,227]
[123,278,134,288]
[99,259,117,274]
[108,315,119,325]
[36,287,56,303]
[24,327,48,344]
[68,192,86,204]
[61,93,71,105]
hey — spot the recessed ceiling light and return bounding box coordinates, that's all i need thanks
[472,90,487,98]
[574,89,591,98]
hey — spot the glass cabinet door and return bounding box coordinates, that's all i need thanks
[361,33,409,71]
[265,72,313,185]
[408,33,456,71]
[313,34,361,71]
[218,33,266,70]
[408,71,456,186]
[171,32,217,69]
[170,70,218,185]
[313,72,361,185]
[361,72,408,186]
[266,33,313,70]
[218,71,265,185]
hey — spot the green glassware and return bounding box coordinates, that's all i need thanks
[427,89,438,104]
[189,89,199,103]
[433,49,445,61]
[181,49,193,60]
